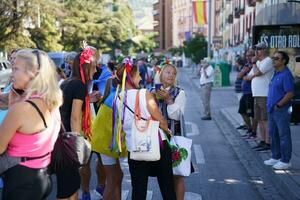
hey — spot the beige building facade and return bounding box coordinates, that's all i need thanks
[153,0,173,51]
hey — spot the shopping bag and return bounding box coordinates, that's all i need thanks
[130,90,160,161]
[170,136,192,176]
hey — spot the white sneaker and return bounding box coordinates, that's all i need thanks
[272,161,291,170]
[264,158,280,166]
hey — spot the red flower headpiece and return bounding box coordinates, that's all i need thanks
[124,58,132,74]
[79,47,95,139]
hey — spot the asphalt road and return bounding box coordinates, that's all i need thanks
[48,67,268,200]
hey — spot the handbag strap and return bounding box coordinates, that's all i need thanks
[134,91,150,132]
[20,100,51,162]
[25,100,47,128]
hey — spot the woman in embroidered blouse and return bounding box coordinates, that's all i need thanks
[0,49,63,200]
[154,64,186,200]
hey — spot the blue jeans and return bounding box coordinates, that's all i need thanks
[268,107,292,163]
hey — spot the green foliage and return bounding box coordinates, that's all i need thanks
[168,46,184,56]
[183,33,207,64]
[132,32,157,53]
[0,0,149,55]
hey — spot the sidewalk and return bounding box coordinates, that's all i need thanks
[220,106,300,200]
[183,66,300,199]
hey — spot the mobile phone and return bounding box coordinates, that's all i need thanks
[155,84,162,92]
[12,87,25,96]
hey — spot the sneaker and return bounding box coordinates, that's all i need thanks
[201,116,212,120]
[247,132,257,139]
[264,158,280,166]
[81,191,91,200]
[246,128,253,134]
[273,161,291,170]
[252,141,265,149]
[236,125,247,129]
[255,144,270,151]
[241,133,250,138]
[96,185,105,196]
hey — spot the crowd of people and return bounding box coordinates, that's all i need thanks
[0,45,189,200]
[0,41,296,200]
[234,42,295,170]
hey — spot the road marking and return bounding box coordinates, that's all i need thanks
[185,121,199,136]
[194,144,205,164]
[122,190,129,200]
[79,189,129,200]
[185,192,203,200]
[146,190,153,200]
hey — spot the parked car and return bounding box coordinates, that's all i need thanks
[0,60,11,90]
[48,51,67,68]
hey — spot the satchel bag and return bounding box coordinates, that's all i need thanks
[169,136,192,177]
[130,90,161,161]
[50,124,92,173]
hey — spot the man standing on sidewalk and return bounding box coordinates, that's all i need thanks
[200,60,214,120]
[238,49,257,138]
[246,42,274,151]
[264,51,294,170]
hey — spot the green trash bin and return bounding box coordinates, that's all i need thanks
[218,61,230,86]
[209,60,230,87]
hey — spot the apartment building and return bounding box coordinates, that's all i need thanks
[153,0,173,50]
[172,0,193,47]
[213,0,300,62]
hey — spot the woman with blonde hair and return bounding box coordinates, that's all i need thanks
[0,49,63,200]
[152,63,187,200]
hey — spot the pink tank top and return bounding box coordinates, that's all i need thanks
[7,103,61,169]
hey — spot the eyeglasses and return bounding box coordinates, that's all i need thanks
[32,49,41,69]
[272,57,281,61]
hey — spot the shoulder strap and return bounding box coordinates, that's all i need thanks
[118,94,147,121]
[25,100,48,128]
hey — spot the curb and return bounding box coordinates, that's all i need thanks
[216,108,300,200]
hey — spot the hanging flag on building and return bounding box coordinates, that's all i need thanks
[193,1,207,25]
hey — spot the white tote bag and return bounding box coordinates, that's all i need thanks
[130,90,161,161]
[170,136,192,176]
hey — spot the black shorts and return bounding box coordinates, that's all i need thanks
[2,165,51,200]
[238,94,254,117]
[56,167,80,198]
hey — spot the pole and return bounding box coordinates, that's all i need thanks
[207,0,211,59]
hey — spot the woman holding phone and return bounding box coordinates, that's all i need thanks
[152,63,186,200]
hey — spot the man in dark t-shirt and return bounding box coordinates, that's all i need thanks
[239,50,257,139]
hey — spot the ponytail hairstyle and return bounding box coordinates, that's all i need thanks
[110,58,138,154]
[71,45,97,139]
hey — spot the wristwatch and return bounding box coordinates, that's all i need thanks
[276,104,281,109]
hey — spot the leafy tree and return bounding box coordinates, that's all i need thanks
[183,33,207,64]
[168,46,184,56]
[0,0,37,51]
[29,1,63,51]
[134,33,157,53]
[0,0,139,55]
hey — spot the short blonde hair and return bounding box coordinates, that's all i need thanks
[159,64,177,86]
[16,49,63,111]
